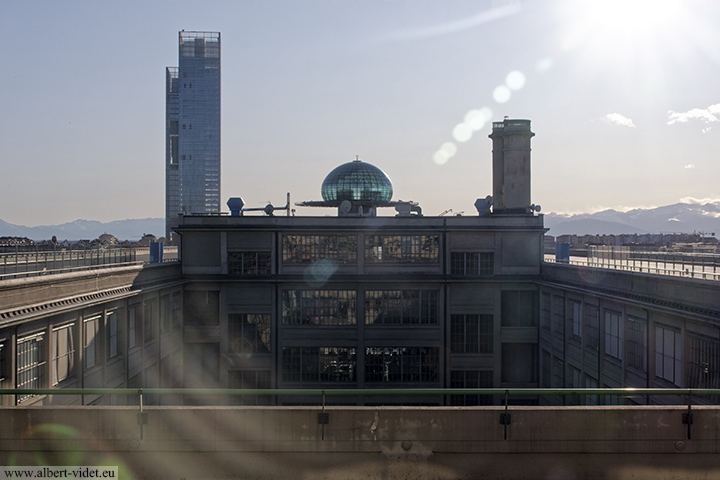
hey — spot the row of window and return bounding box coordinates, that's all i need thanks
[230,235,493,273]
[280,290,487,328]
[280,347,439,383]
[10,294,182,403]
[228,312,493,355]
[225,368,492,405]
[542,293,719,389]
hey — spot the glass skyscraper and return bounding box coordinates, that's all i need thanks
[166,31,221,240]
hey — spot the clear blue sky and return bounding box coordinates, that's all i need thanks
[2,0,719,225]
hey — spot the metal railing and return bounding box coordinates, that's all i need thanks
[2,388,712,441]
[545,252,720,281]
[2,387,717,401]
[0,246,178,281]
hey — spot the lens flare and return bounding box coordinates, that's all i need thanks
[433,150,449,165]
[505,70,526,90]
[452,123,473,142]
[464,110,488,131]
[304,258,338,287]
[536,57,553,72]
[493,85,511,104]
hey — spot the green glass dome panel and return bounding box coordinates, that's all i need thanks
[321,160,393,203]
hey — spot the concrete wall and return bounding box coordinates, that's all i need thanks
[0,405,718,479]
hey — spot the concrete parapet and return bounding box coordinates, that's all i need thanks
[0,406,718,479]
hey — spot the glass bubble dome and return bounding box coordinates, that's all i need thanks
[321,159,393,203]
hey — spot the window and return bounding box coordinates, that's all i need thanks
[655,324,682,386]
[688,333,720,402]
[569,300,582,341]
[570,367,582,388]
[83,314,101,370]
[451,314,493,353]
[604,310,623,360]
[584,304,599,351]
[282,347,356,382]
[106,308,123,360]
[569,367,582,405]
[365,235,439,263]
[626,316,647,371]
[172,293,182,330]
[229,314,271,354]
[450,370,493,406]
[282,290,356,325]
[552,295,564,334]
[160,295,171,333]
[228,370,272,405]
[52,324,75,384]
[365,347,439,383]
[541,349,551,387]
[228,252,272,275]
[128,304,142,348]
[540,293,551,331]
[17,333,46,402]
[584,376,598,405]
[0,342,5,385]
[144,299,157,342]
[450,252,494,275]
[365,290,438,325]
[552,356,564,388]
[282,235,357,264]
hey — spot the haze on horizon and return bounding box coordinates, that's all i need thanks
[1,0,719,226]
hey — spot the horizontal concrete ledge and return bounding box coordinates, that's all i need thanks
[1,406,718,479]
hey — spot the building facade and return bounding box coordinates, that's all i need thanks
[166,31,221,241]
[4,117,718,409]
[176,212,545,405]
[538,263,720,406]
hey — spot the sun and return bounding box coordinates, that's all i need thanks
[556,0,692,64]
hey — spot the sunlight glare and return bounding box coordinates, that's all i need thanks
[559,0,685,58]
[493,85,511,104]
[433,142,458,166]
[452,123,473,142]
[505,71,526,91]
[464,110,488,131]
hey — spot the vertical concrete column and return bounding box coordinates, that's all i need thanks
[489,119,535,214]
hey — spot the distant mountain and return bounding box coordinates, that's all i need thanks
[0,218,164,242]
[3,201,719,240]
[544,202,720,236]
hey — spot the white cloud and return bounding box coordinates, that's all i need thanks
[667,103,720,125]
[601,113,636,128]
[680,196,720,204]
[684,163,695,169]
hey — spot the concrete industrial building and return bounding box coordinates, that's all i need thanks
[2,118,720,477]
[2,118,718,410]
[165,31,221,241]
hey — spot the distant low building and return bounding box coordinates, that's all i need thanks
[98,233,119,246]
[138,234,157,247]
[0,237,35,247]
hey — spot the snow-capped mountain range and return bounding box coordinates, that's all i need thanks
[0,218,164,242]
[544,201,720,236]
[1,202,719,241]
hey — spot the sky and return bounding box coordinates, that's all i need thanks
[1,0,719,226]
